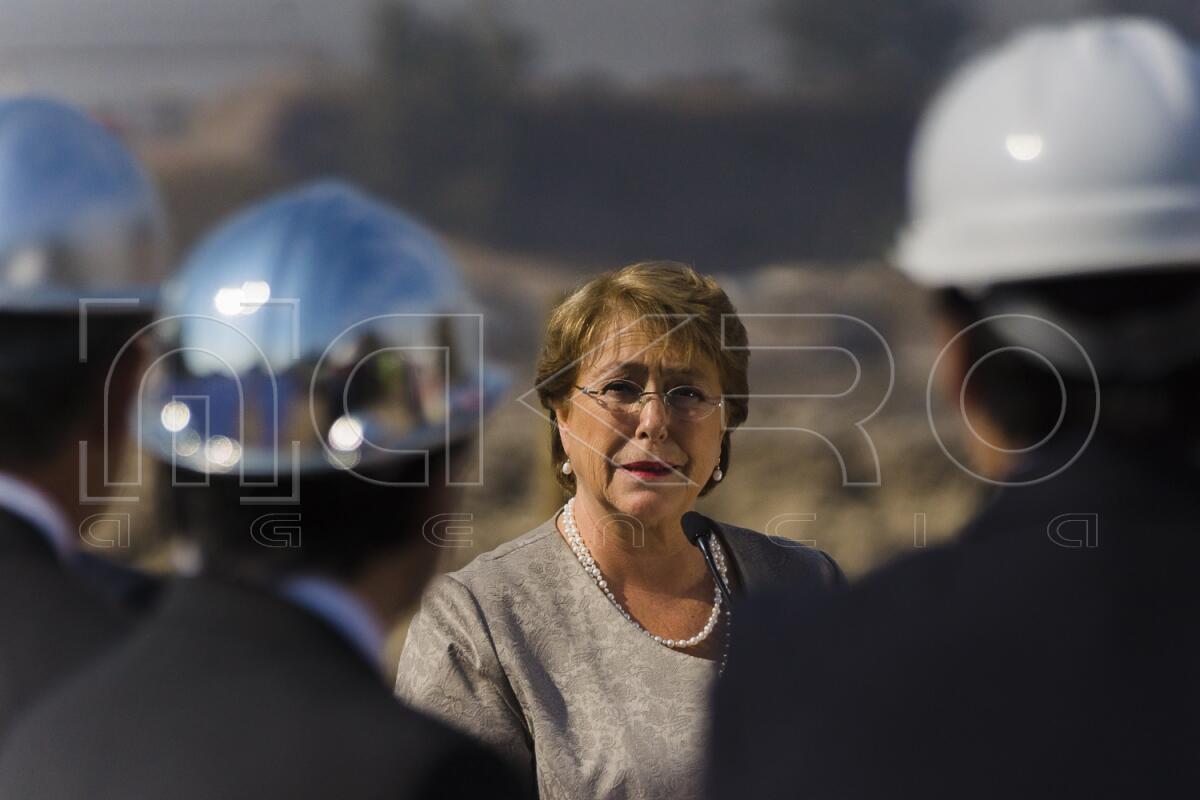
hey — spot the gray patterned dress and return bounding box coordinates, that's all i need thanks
[395,514,842,799]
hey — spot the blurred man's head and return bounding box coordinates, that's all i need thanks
[0,98,166,511]
[0,313,149,478]
[894,19,1200,479]
[155,450,463,615]
[141,181,505,613]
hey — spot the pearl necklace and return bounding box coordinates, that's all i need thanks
[561,497,730,651]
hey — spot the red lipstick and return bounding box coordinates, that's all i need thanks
[620,461,680,480]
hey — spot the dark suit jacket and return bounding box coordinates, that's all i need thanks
[0,575,525,799]
[0,509,135,744]
[707,436,1200,799]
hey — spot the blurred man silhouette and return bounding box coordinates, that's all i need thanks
[708,18,1200,800]
[0,182,523,798]
[0,97,166,742]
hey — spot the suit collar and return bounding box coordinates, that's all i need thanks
[0,505,58,561]
[279,575,387,676]
[0,471,74,559]
[155,575,388,684]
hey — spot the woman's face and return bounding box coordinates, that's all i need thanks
[556,323,725,531]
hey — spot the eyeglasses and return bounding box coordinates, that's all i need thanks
[575,380,724,421]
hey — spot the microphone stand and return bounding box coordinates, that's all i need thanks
[681,511,733,605]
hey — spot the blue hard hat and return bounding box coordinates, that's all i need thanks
[0,97,167,311]
[141,180,508,478]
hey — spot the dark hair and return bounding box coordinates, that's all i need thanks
[0,312,151,470]
[936,269,1200,449]
[156,446,462,582]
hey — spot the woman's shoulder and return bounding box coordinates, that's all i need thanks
[440,516,565,595]
[715,521,846,595]
[415,516,575,631]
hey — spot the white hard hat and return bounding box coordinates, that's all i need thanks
[895,17,1200,289]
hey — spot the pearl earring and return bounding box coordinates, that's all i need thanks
[712,467,723,482]
[562,461,573,476]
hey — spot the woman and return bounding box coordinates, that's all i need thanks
[396,261,843,799]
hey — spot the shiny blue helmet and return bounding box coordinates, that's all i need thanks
[0,97,167,312]
[141,180,508,481]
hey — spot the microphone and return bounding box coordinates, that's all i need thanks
[681,511,733,605]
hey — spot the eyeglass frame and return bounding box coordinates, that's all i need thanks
[574,380,725,421]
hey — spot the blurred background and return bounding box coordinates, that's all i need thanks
[6,0,1194,649]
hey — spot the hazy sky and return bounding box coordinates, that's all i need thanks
[0,0,787,90]
[411,0,787,87]
[0,0,372,70]
[0,0,1123,106]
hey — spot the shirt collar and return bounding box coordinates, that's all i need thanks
[0,471,75,560]
[278,574,387,677]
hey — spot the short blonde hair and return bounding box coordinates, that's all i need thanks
[535,261,749,496]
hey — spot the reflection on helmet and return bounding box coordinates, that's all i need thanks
[141,181,508,479]
[0,97,167,311]
[896,18,1200,288]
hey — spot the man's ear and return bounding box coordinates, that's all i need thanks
[934,314,970,411]
[934,312,1016,481]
